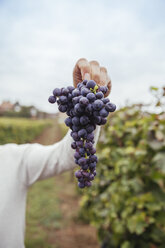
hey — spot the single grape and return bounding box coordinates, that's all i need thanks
[105,102,116,112]
[53,88,61,96]
[72,125,80,132]
[67,86,75,93]
[79,97,89,106]
[78,129,87,138]
[71,142,77,149]
[71,132,80,141]
[85,181,92,187]
[72,116,80,126]
[59,95,68,104]
[78,182,85,188]
[87,133,94,142]
[87,93,96,102]
[93,99,104,110]
[65,117,72,127]
[86,80,96,89]
[99,86,108,94]
[81,87,91,96]
[58,104,67,112]
[61,88,69,95]
[75,170,82,178]
[85,124,95,133]
[96,91,104,99]
[72,89,80,97]
[76,140,84,148]
[74,152,81,160]
[102,98,110,104]
[90,147,96,155]
[78,157,87,166]
[48,95,56,103]
[85,141,93,149]
[99,108,109,117]
[90,155,98,162]
[80,115,89,125]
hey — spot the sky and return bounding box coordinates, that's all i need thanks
[0,0,165,112]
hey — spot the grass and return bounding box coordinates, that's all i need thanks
[25,178,61,248]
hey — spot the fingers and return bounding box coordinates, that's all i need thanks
[100,67,107,86]
[73,58,111,96]
[73,58,90,87]
[89,61,100,84]
[105,76,112,97]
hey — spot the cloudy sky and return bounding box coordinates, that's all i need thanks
[0,0,165,112]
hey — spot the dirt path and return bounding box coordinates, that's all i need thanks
[32,119,99,248]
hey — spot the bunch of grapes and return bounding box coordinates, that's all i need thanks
[48,80,116,188]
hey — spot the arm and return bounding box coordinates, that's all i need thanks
[23,126,100,186]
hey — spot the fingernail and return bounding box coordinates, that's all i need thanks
[84,73,90,81]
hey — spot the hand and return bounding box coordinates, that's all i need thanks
[73,58,112,97]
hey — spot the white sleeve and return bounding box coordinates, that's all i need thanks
[23,126,100,187]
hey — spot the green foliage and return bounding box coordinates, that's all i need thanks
[0,117,52,144]
[80,105,165,248]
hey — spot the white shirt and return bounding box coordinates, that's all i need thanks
[0,127,100,248]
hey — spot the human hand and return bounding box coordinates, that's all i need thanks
[73,58,112,97]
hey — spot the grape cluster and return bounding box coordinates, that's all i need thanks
[48,80,116,188]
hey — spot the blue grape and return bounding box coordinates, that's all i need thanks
[102,98,110,104]
[87,93,96,101]
[72,116,80,126]
[75,170,82,178]
[89,162,96,169]
[65,117,72,127]
[99,86,108,94]
[85,142,93,149]
[85,104,93,114]
[86,124,95,133]
[79,97,89,106]
[86,80,96,89]
[76,140,84,148]
[59,95,68,104]
[78,157,87,166]
[85,181,92,187]
[105,102,116,112]
[72,96,81,105]
[90,147,96,155]
[93,99,104,110]
[67,86,75,93]
[72,125,80,132]
[71,132,79,141]
[79,148,86,156]
[81,87,91,96]
[74,103,84,114]
[80,115,89,125]
[74,152,81,160]
[96,91,104,99]
[48,95,56,103]
[99,108,109,117]
[58,104,67,112]
[78,129,87,138]
[71,142,77,149]
[90,155,98,162]
[82,79,88,85]
[78,182,85,188]
[61,88,69,95]
[53,88,61,96]
[72,89,80,97]
[87,133,94,142]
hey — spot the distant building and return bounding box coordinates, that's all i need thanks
[0,101,14,113]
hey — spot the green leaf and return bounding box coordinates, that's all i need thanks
[153,152,165,173]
